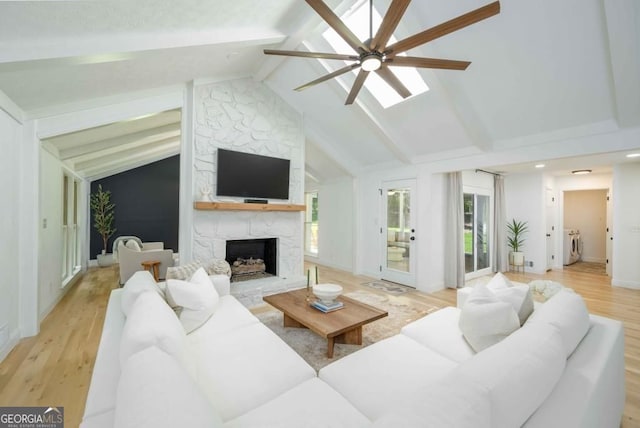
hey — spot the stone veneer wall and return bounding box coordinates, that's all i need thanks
[191,78,304,286]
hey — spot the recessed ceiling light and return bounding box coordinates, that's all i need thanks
[626,153,640,158]
[535,164,545,168]
[572,169,592,175]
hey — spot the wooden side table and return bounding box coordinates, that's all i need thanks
[141,260,161,281]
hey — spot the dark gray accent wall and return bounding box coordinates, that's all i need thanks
[90,155,179,258]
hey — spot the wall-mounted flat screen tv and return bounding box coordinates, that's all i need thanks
[216,149,290,200]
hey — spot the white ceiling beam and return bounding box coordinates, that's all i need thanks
[72,136,179,168]
[304,123,360,176]
[59,123,181,160]
[84,149,181,182]
[254,0,359,82]
[0,29,286,66]
[78,140,180,178]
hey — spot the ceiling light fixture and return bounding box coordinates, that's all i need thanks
[571,169,592,175]
[535,164,545,168]
[360,52,383,72]
[626,153,640,158]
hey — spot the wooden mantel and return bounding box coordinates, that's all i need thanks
[194,201,306,212]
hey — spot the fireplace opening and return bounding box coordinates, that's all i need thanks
[225,238,277,282]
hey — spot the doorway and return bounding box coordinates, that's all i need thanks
[563,189,608,275]
[381,179,416,286]
[463,191,492,278]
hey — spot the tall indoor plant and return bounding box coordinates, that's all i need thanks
[507,219,528,267]
[91,184,116,267]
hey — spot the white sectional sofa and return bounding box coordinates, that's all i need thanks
[81,271,625,428]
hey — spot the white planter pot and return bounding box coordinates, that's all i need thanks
[97,252,114,267]
[510,251,525,266]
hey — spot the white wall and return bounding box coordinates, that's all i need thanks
[612,163,640,288]
[504,172,546,273]
[564,189,607,263]
[0,109,22,360]
[354,164,447,292]
[306,177,355,271]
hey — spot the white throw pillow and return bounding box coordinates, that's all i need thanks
[459,283,520,352]
[486,272,513,290]
[493,285,535,326]
[166,267,220,333]
[485,273,534,325]
[119,291,187,367]
[115,346,222,428]
[121,270,165,316]
[125,239,141,251]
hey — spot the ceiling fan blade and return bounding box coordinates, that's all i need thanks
[264,49,359,61]
[306,0,367,53]
[345,69,370,105]
[370,0,411,51]
[376,67,411,99]
[387,56,470,70]
[295,63,361,92]
[385,1,500,56]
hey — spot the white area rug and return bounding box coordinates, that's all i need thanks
[257,290,440,371]
[361,280,413,295]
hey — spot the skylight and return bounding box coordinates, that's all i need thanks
[322,2,429,108]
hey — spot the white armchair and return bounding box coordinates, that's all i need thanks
[117,241,175,285]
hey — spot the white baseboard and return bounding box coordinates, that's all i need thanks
[582,257,606,263]
[611,278,640,289]
[0,329,20,363]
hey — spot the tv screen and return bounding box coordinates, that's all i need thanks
[216,149,290,200]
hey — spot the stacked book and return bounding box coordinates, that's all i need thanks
[311,300,344,313]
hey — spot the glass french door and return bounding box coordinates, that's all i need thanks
[381,179,416,287]
[464,191,492,277]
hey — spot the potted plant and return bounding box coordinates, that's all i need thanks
[507,219,528,267]
[90,184,116,267]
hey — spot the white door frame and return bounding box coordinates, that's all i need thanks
[380,179,417,287]
[463,186,493,280]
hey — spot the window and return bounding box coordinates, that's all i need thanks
[305,192,319,256]
[62,173,81,284]
[464,192,491,275]
[321,2,429,108]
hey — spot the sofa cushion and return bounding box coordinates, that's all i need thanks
[523,315,625,428]
[119,291,187,368]
[82,290,125,420]
[372,370,491,428]
[318,334,458,420]
[190,322,316,422]
[458,283,520,352]
[525,289,590,357]
[166,268,220,333]
[224,378,370,428]
[120,270,164,316]
[115,346,222,428]
[187,295,259,341]
[401,306,475,363]
[454,322,566,428]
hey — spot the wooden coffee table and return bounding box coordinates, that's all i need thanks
[263,288,388,358]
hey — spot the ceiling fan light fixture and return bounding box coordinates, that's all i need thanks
[361,53,382,71]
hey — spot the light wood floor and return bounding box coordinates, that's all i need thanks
[0,263,638,427]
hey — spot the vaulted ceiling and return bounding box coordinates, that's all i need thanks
[1,0,639,180]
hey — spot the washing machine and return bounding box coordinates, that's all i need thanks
[563,229,580,265]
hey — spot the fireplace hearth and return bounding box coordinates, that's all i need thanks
[226,238,277,282]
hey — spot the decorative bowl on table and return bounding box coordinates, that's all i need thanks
[312,283,343,304]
